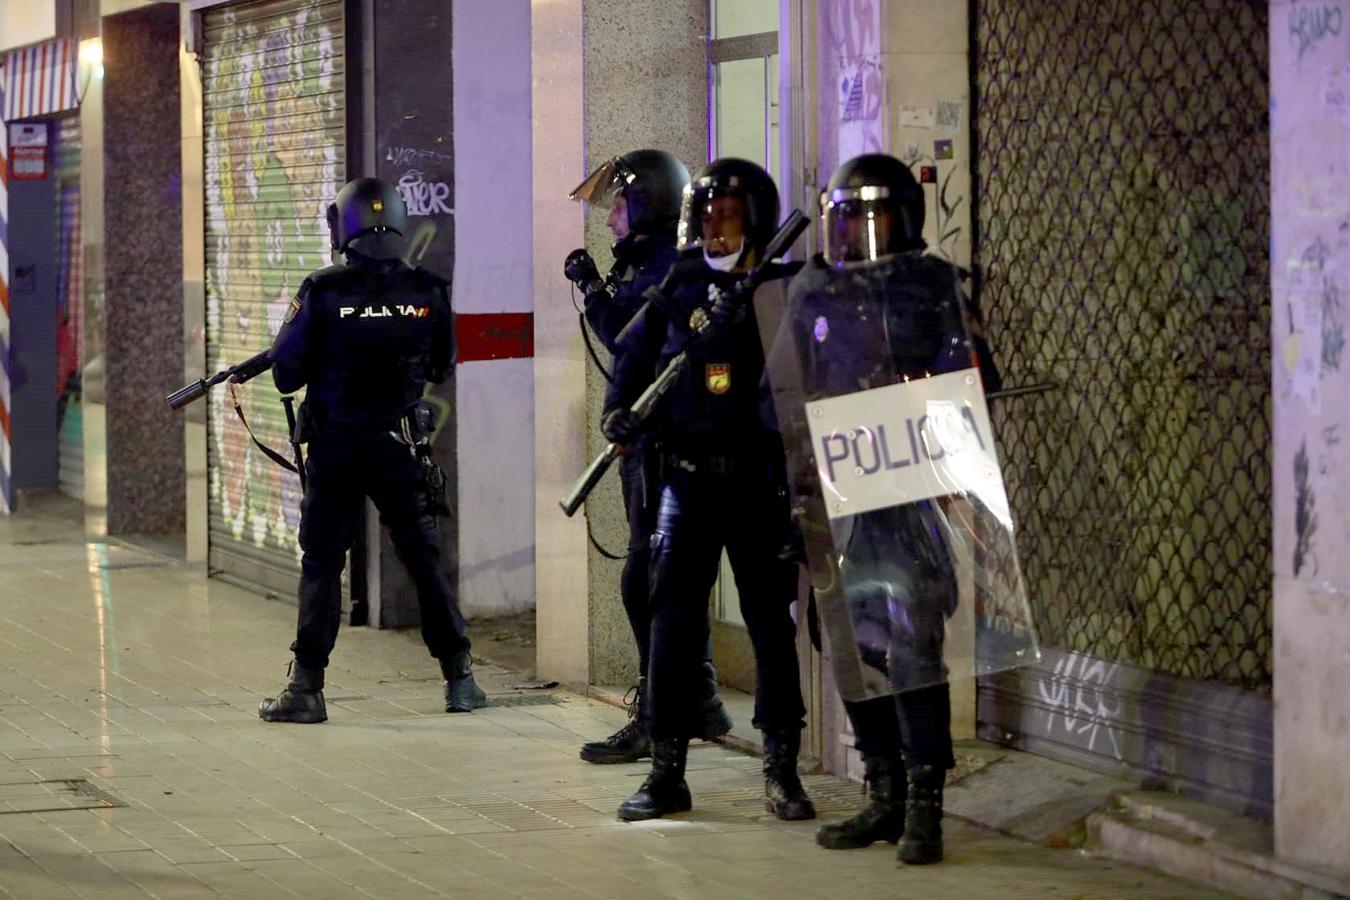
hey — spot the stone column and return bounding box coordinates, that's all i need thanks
[533,0,590,685]
[1269,0,1350,878]
[580,0,709,687]
[85,2,184,537]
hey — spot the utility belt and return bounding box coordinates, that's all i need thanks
[661,449,740,476]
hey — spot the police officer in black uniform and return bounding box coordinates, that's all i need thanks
[258,177,485,724]
[564,150,733,764]
[603,158,815,822]
[792,154,1001,865]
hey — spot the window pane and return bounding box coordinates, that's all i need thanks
[713,0,779,39]
[714,57,768,169]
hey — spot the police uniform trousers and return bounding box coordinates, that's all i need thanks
[293,431,469,669]
[618,446,655,675]
[843,688,954,770]
[646,458,806,740]
[839,501,957,770]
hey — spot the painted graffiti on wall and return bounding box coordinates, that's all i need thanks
[203,0,343,562]
[825,0,885,160]
[1290,4,1343,61]
[1036,651,1125,760]
[396,168,452,217]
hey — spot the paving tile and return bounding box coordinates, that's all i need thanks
[0,512,1235,900]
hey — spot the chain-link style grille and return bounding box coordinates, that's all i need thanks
[973,0,1272,689]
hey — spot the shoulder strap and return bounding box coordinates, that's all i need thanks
[227,381,299,475]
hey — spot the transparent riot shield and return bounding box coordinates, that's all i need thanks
[758,255,1038,701]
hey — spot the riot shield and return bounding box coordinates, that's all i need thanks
[759,254,1038,702]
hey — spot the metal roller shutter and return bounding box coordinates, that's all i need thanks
[972,0,1273,813]
[56,115,82,501]
[201,0,345,597]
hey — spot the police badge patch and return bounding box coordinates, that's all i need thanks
[284,297,302,323]
[706,363,731,395]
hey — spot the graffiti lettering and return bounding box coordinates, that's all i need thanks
[1036,652,1124,759]
[385,145,452,168]
[397,169,453,217]
[1294,439,1318,575]
[1290,5,1343,61]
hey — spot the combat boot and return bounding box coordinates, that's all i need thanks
[258,659,327,724]
[617,737,691,821]
[698,661,733,740]
[441,649,488,713]
[580,680,651,764]
[816,755,906,849]
[763,728,817,821]
[897,763,945,864]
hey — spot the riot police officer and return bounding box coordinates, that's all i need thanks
[564,150,733,764]
[603,158,815,822]
[259,177,485,724]
[787,154,1002,865]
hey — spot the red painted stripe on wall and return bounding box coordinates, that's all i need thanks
[455,312,533,363]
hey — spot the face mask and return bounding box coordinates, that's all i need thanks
[703,238,745,273]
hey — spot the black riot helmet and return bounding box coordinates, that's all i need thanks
[568,149,691,236]
[676,158,781,259]
[821,154,925,268]
[327,177,408,260]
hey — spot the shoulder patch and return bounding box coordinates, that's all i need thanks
[284,296,303,323]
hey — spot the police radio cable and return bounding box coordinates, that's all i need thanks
[570,285,616,383]
[568,285,630,559]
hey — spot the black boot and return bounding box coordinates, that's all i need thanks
[816,755,906,849]
[258,659,327,724]
[763,729,816,821]
[698,661,733,740]
[617,738,691,821]
[441,650,488,713]
[580,680,652,764]
[897,763,945,864]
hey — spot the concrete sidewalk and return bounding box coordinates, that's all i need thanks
[0,506,1228,898]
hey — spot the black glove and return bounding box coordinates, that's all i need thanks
[601,408,642,444]
[564,248,603,293]
[706,284,747,330]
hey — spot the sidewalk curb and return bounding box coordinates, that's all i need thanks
[1087,794,1350,900]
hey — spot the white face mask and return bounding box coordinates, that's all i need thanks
[703,238,745,273]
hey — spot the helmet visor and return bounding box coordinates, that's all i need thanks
[568,157,633,208]
[821,186,901,268]
[676,182,751,255]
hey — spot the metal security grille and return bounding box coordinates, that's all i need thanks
[55,115,82,501]
[201,0,345,596]
[973,0,1272,690]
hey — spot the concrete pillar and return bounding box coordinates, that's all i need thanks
[1269,0,1350,877]
[580,1,709,687]
[448,0,536,618]
[533,0,589,685]
[83,2,185,538]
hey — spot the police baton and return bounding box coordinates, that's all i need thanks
[560,209,810,518]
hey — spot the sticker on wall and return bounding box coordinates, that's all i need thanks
[919,166,938,184]
[935,139,954,160]
[936,101,962,129]
[898,104,936,129]
[8,122,48,180]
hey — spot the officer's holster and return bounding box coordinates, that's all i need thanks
[394,401,450,518]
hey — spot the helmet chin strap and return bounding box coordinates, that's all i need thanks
[703,237,745,273]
